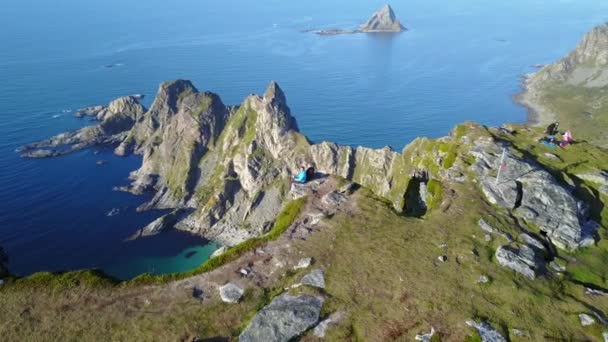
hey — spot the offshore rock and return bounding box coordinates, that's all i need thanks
[360,5,406,32]
[239,293,323,342]
[18,95,145,158]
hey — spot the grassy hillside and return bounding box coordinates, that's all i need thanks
[1,124,607,341]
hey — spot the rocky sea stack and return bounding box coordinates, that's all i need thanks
[311,4,406,35]
[360,4,406,32]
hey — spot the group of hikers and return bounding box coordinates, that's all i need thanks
[539,121,573,148]
[293,164,315,183]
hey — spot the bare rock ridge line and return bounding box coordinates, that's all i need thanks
[18,81,598,252]
[312,4,406,35]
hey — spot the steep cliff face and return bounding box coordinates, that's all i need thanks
[538,24,608,87]
[360,4,406,32]
[20,80,604,252]
[519,23,608,145]
[117,80,231,209]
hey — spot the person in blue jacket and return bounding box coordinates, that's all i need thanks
[294,166,307,183]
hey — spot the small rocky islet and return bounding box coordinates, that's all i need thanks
[310,4,406,36]
[2,20,608,342]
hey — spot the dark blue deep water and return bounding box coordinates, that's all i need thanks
[1,0,606,278]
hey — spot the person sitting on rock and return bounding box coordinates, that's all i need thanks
[545,121,559,136]
[305,165,315,181]
[560,130,573,147]
[294,166,307,183]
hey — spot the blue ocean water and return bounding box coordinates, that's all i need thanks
[0,0,606,279]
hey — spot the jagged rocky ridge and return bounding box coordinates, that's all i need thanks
[19,81,599,252]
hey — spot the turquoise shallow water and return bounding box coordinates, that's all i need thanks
[104,242,220,280]
[0,0,607,278]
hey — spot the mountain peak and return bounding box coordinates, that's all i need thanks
[360,4,406,32]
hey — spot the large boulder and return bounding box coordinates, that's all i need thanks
[219,283,244,303]
[239,293,323,342]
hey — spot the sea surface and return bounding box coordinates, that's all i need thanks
[1,0,606,279]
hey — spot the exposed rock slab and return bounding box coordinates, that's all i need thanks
[470,138,595,250]
[465,320,507,342]
[300,269,325,289]
[495,245,544,279]
[239,293,323,342]
[219,282,244,303]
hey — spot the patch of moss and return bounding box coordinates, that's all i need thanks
[426,179,443,209]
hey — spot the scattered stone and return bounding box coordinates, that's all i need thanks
[239,268,250,276]
[478,219,512,241]
[439,243,448,249]
[192,286,204,300]
[478,275,490,284]
[603,331,608,342]
[484,234,492,242]
[465,320,506,342]
[579,313,596,326]
[300,269,325,289]
[586,287,608,296]
[543,153,559,159]
[219,283,244,303]
[239,293,323,342]
[549,260,566,273]
[313,312,342,338]
[339,182,356,194]
[294,257,312,270]
[415,327,436,341]
[511,328,530,338]
[576,171,608,186]
[307,211,326,226]
[438,255,448,262]
[495,245,543,279]
[519,233,546,251]
[322,191,347,207]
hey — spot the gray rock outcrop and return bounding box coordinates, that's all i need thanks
[360,5,406,32]
[300,269,326,289]
[219,282,244,303]
[465,320,507,342]
[495,245,544,279]
[470,138,595,250]
[239,293,323,342]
